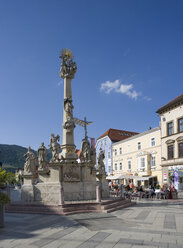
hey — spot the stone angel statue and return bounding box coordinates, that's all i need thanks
[49,134,60,162]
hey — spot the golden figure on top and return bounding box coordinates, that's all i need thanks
[60,48,74,60]
[59,48,77,79]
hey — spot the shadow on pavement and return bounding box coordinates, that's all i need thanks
[0,213,80,241]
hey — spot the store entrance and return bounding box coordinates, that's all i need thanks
[149,177,158,187]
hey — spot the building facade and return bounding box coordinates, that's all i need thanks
[156,94,183,189]
[96,129,138,175]
[112,127,162,187]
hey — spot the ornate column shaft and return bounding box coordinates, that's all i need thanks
[59,49,77,161]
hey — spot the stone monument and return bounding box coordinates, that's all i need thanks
[21,49,109,204]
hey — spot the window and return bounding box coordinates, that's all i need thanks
[128,161,131,170]
[108,152,110,159]
[119,147,122,154]
[138,142,141,150]
[119,162,122,170]
[151,138,155,147]
[114,149,117,156]
[178,143,183,158]
[115,163,117,170]
[108,167,111,173]
[151,156,156,168]
[178,118,183,133]
[168,145,174,159]
[167,122,173,136]
[140,158,145,169]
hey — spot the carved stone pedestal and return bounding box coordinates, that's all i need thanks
[33,163,63,205]
[62,162,96,201]
[96,174,109,199]
[32,161,97,203]
[21,175,34,202]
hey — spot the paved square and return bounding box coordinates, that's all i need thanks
[1,199,183,248]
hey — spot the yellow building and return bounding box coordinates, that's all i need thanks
[156,94,183,189]
[112,127,162,187]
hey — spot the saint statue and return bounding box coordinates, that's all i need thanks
[81,137,91,162]
[24,146,36,175]
[63,97,75,131]
[97,148,106,175]
[49,134,60,162]
[37,142,47,170]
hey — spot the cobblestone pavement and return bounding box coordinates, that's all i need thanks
[1,199,183,248]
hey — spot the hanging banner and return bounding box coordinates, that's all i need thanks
[174,170,179,191]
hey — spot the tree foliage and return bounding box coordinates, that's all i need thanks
[0,169,12,205]
[0,192,10,205]
[0,168,16,186]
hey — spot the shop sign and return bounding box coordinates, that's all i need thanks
[163,173,167,182]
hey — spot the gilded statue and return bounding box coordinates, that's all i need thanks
[59,48,77,79]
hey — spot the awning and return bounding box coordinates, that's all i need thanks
[106,174,156,181]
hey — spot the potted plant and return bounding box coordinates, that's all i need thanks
[0,169,11,228]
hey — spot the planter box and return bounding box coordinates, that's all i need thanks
[0,205,5,228]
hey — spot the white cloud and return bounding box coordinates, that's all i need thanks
[100,80,120,94]
[100,79,151,101]
[143,96,152,101]
[117,84,133,94]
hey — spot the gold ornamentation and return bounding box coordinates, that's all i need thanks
[60,48,74,60]
[59,48,77,79]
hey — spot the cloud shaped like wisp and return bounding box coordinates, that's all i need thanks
[100,79,151,101]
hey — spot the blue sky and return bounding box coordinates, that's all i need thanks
[0,0,183,150]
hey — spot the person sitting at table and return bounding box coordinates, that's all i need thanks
[131,187,138,199]
[160,187,165,199]
[126,184,131,192]
[150,186,156,198]
[139,185,145,198]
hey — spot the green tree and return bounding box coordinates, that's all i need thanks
[0,169,11,205]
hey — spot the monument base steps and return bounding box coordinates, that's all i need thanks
[5,198,135,215]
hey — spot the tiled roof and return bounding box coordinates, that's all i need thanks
[97,128,138,142]
[156,94,183,114]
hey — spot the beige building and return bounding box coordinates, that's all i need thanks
[156,94,183,189]
[112,127,162,187]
